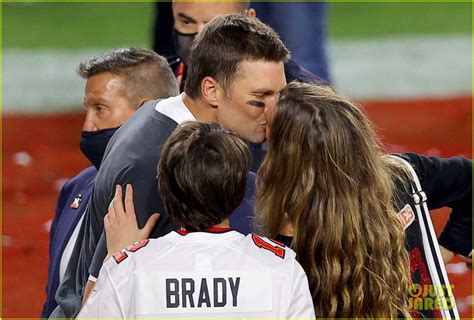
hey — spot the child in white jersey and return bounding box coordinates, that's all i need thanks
[78,121,315,319]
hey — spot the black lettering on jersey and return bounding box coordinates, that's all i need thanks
[166,279,180,308]
[229,277,240,307]
[214,278,226,307]
[165,277,240,308]
[197,278,211,307]
[182,278,195,308]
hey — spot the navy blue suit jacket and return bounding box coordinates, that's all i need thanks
[42,166,97,318]
[229,171,256,235]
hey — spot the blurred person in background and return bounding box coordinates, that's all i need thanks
[251,1,331,83]
[41,47,179,318]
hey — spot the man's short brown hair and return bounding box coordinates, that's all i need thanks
[184,14,290,99]
[78,47,178,106]
[158,121,252,231]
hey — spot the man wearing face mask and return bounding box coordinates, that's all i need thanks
[155,1,326,92]
[41,47,178,318]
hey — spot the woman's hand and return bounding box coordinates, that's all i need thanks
[459,250,472,269]
[104,184,160,256]
[439,245,455,264]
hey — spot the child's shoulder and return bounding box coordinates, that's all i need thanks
[104,237,173,273]
[241,233,297,267]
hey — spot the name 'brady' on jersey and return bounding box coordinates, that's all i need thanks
[77,229,315,319]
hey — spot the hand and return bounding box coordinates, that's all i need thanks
[104,184,160,256]
[459,250,472,269]
[439,245,455,264]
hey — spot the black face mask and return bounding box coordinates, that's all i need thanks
[80,127,119,170]
[172,28,198,65]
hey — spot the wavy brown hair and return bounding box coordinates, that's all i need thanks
[256,82,411,318]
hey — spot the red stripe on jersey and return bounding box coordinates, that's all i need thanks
[268,237,285,247]
[113,250,128,264]
[176,227,233,236]
[251,234,286,259]
[126,239,150,252]
[112,240,149,264]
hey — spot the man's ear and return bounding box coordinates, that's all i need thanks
[246,8,256,18]
[200,76,219,107]
[136,98,152,110]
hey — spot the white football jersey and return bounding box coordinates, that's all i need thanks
[78,228,315,319]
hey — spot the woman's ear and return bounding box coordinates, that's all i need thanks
[246,8,256,18]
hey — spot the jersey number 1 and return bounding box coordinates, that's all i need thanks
[252,234,285,259]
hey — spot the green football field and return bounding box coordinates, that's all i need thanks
[3,2,471,49]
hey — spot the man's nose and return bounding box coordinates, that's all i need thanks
[197,23,207,34]
[263,100,277,121]
[82,113,98,132]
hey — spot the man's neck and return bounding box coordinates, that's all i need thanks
[182,93,217,123]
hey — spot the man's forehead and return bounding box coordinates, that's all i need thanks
[232,60,286,89]
[84,73,129,102]
[86,74,124,92]
[173,1,244,20]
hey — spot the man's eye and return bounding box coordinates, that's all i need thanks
[253,92,273,98]
[179,18,193,26]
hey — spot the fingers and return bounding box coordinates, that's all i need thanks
[439,245,455,264]
[459,252,473,269]
[124,184,136,218]
[107,194,117,221]
[104,214,112,238]
[112,184,125,217]
[140,213,160,240]
[103,214,110,227]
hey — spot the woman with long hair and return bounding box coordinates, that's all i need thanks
[257,81,471,318]
[256,82,412,317]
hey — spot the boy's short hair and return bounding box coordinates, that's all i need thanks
[158,121,252,231]
[185,14,290,99]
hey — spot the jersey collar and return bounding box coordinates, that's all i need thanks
[176,227,233,236]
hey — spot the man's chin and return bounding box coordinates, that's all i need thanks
[247,136,266,145]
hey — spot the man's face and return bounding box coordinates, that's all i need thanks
[82,72,136,131]
[215,60,286,144]
[172,2,246,34]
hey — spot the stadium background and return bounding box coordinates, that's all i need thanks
[2,2,472,318]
